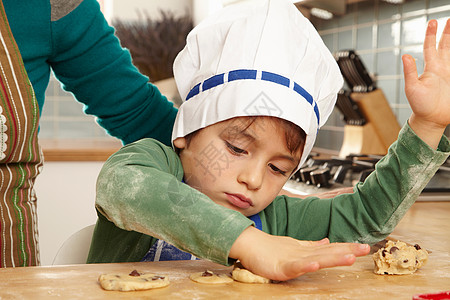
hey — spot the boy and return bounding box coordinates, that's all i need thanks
[87,0,449,281]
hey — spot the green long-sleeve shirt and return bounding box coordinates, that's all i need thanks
[4,0,177,145]
[88,123,449,265]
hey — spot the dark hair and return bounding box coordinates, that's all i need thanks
[180,116,306,158]
[270,117,306,156]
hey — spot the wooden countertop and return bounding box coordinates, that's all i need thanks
[1,202,449,299]
[40,139,122,161]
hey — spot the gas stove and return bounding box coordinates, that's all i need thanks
[284,153,450,201]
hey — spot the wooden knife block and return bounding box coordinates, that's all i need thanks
[339,89,401,157]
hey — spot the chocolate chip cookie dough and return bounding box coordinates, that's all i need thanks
[98,270,170,291]
[373,240,428,275]
[189,270,234,284]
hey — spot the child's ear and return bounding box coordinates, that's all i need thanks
[173,137,187,149]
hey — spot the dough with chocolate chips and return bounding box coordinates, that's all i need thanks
[189,270,233,284]
[98,270,170,291]
[373,240,428,275]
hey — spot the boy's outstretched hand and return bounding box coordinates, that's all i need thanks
[403,18,450,149]
[229,227,370,281]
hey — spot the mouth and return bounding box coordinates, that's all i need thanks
[225,193,253,209]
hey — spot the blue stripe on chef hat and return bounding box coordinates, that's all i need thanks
[185,69,320,126]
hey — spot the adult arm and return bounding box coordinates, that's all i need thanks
[49,0,177,145]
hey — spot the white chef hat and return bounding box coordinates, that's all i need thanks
[172,0,343,170]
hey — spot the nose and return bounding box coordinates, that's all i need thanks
[237,160,264,190]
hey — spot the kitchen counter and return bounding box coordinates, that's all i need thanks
[1,202,449,299]
[40,139,122,161]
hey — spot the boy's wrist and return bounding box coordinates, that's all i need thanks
[229,226,264,261]
[408,114,446,150]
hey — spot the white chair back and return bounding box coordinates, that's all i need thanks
[52,224,95,265]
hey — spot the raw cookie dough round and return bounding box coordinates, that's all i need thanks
[372,240,428,275]
[190,270,234,284]
[231,267,271,284]
[98,270,170,291]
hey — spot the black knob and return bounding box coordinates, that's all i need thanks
[310,167,331,188]
[299,166,318,185]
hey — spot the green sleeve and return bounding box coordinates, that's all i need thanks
[261,123,449,244]
[49,0,177,145]
[91,139,253,265]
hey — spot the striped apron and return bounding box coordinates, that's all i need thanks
[0,0,43,267]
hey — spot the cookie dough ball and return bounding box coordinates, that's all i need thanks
[231,265,271,284]
[373,240,428,275]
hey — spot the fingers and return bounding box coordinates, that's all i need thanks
[312,252,358,269]
[323,242,370,256]
[423,19,438,63]
[402,54,418,88]
[309,243,369,268]
[295,238,330,247]
[438,18,450,57]
[300,241,370,261]
[320,242,369,260]
[277,243,369,280]
[316,237,330,245]
[282,261,320,279]
[349,243,371,256]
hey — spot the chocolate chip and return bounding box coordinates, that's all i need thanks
[389,247,399,254]
[129,270,141,276]
[382,250,387,257]
[403,259,409,263]
[152,276,165,281]
[384,272,388,275]
[414,244,421,250]
[202,270,214,277]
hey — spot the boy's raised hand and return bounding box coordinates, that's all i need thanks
[230,227,370,281]
[402,19,450,149]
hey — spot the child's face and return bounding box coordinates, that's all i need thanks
[174,117,302,216]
